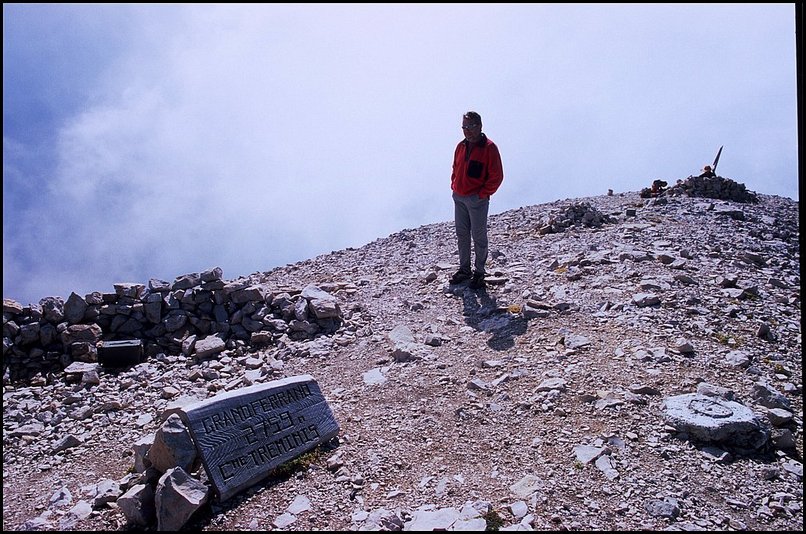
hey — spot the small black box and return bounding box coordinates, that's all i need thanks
[98,340,143,368]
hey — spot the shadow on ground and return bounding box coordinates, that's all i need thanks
[456,285,529,351]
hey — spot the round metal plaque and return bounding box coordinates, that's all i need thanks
[689,397,733,419]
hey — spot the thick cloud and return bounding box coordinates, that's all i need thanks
[3,4,798,303]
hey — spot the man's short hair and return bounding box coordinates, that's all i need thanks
[463,111,482,125]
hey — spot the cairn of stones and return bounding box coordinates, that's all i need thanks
[3,267,345,383]
[666,174,759,203]
[536,201,614,235]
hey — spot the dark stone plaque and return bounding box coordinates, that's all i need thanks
[179,375,339,501]
[97,339,143,367]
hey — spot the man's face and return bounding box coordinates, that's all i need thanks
[461,119,481,143]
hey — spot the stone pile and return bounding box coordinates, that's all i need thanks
[536,201,614,234]
[3,269,347,382]
[666,174,759,203]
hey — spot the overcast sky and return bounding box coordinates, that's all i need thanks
[3,3,799,305]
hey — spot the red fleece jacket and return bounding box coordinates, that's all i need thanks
[450,133,504,199]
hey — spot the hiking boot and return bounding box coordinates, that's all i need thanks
[469,272,486,289]
[449,269,472,284]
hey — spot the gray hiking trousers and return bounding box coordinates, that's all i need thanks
[453,192,489,275]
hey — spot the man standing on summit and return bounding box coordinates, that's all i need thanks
[449,111,504,289]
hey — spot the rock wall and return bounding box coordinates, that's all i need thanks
[3,266,346,383]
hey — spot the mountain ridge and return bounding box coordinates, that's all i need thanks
[2,188,802,531]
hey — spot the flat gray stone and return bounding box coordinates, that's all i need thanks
[663,393,769,450]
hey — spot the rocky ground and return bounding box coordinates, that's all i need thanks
[2,190,802,531]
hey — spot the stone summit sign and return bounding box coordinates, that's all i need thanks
[179,375,339,501]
